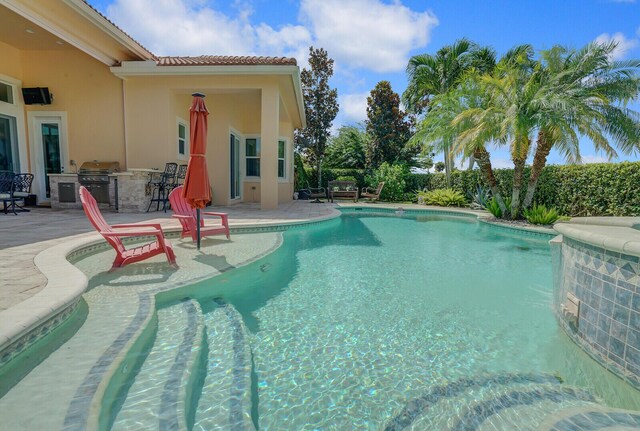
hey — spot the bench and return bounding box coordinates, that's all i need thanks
[328,180,358,202]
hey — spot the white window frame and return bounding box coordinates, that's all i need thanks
[277,138,288,181]
[0,75,27,173]
[176,118,189,161]
[0,80,15,105]
[244,135,261,179]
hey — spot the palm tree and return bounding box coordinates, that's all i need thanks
[404,39,491,186]
[522,41,640,208]
[411,70,510,215]
[413,41,640,219]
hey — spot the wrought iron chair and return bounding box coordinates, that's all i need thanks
[9,173,34,213]
[0,171,15,214]
[147,163,178,212]
[166,164,188,197]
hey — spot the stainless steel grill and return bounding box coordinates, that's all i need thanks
[78,161,120,204]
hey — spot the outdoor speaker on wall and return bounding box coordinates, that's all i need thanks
[22,87,52,105]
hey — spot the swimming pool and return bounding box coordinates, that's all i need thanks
[2,211,640,430]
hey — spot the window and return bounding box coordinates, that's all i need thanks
[177,120,187,159]
[278,140,286,179]
[246,138,260,177]
[0,82,13,104]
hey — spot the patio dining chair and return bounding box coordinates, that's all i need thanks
[0,171,15,214]
[8,173,34,213]
[147,162,178,212]
[80,186,177,269]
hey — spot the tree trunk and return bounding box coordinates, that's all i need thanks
[473,146,507,215]
[522,130,552,209]
[467,155,475,170]
[317,162,323,188]
[510,157,526,220]
[444,142,451,188]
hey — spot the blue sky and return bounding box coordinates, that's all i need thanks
[89,0,640,167]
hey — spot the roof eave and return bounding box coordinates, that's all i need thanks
[111,62,306,128]
[64,0,154,60]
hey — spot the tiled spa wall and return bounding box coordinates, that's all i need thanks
[552,236,640,389]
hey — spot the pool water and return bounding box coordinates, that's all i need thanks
[177,213,640,429]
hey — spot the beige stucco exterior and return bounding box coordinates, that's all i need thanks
[0,0,304,209]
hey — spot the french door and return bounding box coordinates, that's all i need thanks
[29,113,67,203]
[230,133,241,200]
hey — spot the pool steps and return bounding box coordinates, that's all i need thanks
[194,299,255,431]
[112,299,204,431]
[382,372,640,431]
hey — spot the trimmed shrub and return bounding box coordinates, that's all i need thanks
[422,161,640,217]
[365,162,411,201]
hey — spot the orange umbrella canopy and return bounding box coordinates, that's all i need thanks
[182,93,211,209]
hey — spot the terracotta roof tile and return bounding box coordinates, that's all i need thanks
[156,55,297,66]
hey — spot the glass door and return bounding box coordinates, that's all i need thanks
[41,122,61,198]
[230,133,241,199]
[0,114,19,172]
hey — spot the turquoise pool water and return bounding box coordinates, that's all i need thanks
[175,213,640,429]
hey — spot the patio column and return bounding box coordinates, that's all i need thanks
[260,84,279,210]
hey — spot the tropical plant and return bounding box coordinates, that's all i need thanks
[324,125,368,169]
[412,41,640,220]
[484,196,512,218]
[521,42,640,209]
[404,39,496,186]
[366,162,411,201]
[523,204,560,225]
[295,47,339,186]
[485,198,503,217]
[417,188,466,207]
[365,81,416,168]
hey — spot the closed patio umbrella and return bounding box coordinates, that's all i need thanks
[182,92,211,250]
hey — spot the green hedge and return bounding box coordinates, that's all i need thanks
[418,162,640,217]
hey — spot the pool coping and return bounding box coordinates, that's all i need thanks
[0,204,559,363]
[0,209,342,362]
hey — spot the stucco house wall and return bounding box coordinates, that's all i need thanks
[0,0,304,209]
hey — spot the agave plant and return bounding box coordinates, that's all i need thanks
[469,185,491,210]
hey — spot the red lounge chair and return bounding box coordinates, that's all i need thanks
[169,186,230,242]
[79,186,177,269]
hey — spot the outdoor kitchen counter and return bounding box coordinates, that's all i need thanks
[112,169,155,213]
[48,170,155,212]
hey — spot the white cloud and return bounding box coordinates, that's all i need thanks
[106,0,309,59]
[107,0,253,55]
[299,0,438,72]
[104,0,437,74]
[340,92,369,123]
[594,32,639,60]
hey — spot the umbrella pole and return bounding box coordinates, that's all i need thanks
[197,208,201,250]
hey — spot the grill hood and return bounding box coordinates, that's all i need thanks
[78,161,120,174]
